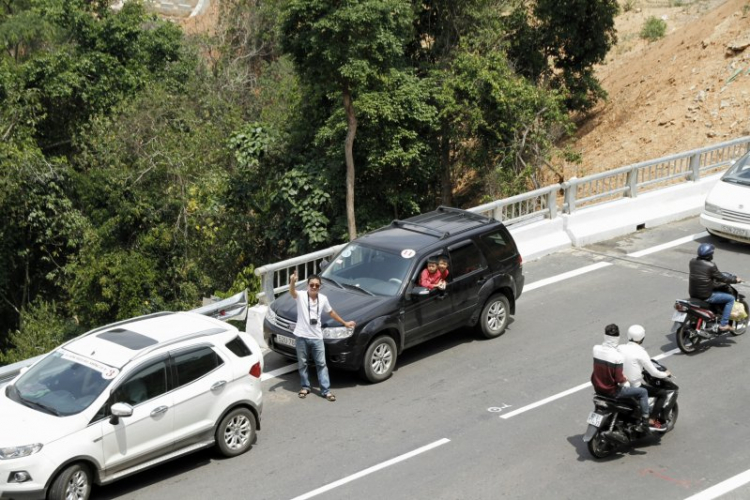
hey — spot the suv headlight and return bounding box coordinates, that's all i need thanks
[0,444,43,460]
[322,326,354,339]
[265,307,277,325]
[704,202,722,215]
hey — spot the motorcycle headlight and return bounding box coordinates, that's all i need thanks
[704,202,722,215]
[0,444,43,460]
[322,326,354,339]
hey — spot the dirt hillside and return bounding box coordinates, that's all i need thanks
[566,0,750,179]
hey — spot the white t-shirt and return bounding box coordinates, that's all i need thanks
[618,342,668,387]
[293,290,332,340]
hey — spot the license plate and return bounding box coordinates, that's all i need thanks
[275,335,296,348]
[722,225,747,237]
[671,311,687,322]
[587,412,604,427]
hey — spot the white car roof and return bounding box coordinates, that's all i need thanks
[63,312,233,369]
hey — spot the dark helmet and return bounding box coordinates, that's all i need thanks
[697,243,715,258]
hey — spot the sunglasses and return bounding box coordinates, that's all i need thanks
[309,283,321,289]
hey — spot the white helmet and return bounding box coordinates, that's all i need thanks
[627,324,646,343]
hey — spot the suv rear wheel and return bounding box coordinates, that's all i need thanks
[360,335,397,383]
[216,408,256,457]
[479,294,510,339]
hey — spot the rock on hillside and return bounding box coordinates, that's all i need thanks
[565,0,750,179]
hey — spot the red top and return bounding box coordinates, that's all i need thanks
[420,269,442,289]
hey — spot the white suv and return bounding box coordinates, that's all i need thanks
[0,311,263,500]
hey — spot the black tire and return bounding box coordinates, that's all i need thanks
[215,407,256,458]
[478,294,510,339]
[360,335,397,383]
[663,402,679,433]
[676,321,701,354]
[48,463,92,500]
[587,430,615,459]
[730,300,748,336]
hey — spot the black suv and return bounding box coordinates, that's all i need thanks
[263,207,524,383]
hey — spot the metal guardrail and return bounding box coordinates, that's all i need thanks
[255,136,750,303]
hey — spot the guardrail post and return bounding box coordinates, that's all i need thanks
[547,189,557,219]
[626,167,638,198]
[563,181,576,214]
[494,206,503,221]
[257,269,275,305]
[689,153,701,181]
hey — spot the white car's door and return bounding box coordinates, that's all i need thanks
[102,359,174,474]
[169,346,231,448]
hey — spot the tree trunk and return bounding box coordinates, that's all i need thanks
[342,87,358,240]
[440,124,453,206]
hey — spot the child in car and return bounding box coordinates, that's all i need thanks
[438,255,449,285]
[420,257,445,290]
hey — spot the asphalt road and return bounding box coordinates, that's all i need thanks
[98,216,750,500]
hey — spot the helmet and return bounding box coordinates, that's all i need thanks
[697,243,715,258]
[627,324,646,343]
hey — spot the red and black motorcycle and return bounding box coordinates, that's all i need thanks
[671,273,748,354]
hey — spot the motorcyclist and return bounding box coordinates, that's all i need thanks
[688,243,743,332]
[619,325,670,429]
[591,324,651,433]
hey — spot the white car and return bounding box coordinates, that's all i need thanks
[701,151,750,244]
[0,311,263,500]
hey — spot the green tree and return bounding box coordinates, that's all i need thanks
[506,0,619,112]
[281,0,415,239]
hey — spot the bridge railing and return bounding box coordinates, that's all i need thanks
[254,136,750,303]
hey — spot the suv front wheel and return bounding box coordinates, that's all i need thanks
[479,294,510,339]
[360,335,397,383]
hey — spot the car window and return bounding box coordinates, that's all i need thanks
[172,347,223,388]
[723,154,750,185]
[225,336,253,357]
[322,243,411,296]
[448,241,487,278]
[113,361,168,406]
[11,351,114,416]
[479,229,516,262]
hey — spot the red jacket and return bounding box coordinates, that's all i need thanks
[591,337,627,396]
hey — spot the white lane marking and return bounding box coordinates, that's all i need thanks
[626,231,709,258]
[523,262,612,292]
[524,231,706,293]
[289,438,451,500]
[500,348,680,420]
[683,469,750,500]
[261,363,298,381]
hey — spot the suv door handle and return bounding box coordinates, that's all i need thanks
[150,406,169,417]
[211,380,227,391]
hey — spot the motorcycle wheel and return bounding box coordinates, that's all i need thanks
[676,321,701,354]
[587,430,615,459]
[729,300,748,336]
[662,402,679,433]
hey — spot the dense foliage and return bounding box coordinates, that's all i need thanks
[0,0,617,362]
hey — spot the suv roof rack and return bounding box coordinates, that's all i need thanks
[389,206,491,240]
[129,326,229,363]
[62,312,175,347]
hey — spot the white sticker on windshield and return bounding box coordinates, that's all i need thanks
[401,249,416,258]
[342,249,352,258]
[61,351,120,379]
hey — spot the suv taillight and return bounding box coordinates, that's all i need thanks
[249,362,262,378]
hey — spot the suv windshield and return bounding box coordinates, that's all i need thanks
[9,351,116,416]
[321,243,412,297]
[723,153,750,186]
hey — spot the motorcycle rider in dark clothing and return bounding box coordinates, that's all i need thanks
[688,243,743,332]
[592,324,651,433]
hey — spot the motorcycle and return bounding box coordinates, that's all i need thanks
[671,273,748,354]
[583,360,678,459]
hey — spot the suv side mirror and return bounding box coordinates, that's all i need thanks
[109,402,134,425]
[319,259,329,271]
[410,286,431,298]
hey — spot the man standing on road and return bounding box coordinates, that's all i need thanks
[591,324,651,433]
[289,272,355,402]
